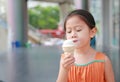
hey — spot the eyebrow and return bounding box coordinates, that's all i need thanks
[66,24,83,30]
[67,24,82,28]
[74,25,83,28]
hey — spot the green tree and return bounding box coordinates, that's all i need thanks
[28,5,60,29]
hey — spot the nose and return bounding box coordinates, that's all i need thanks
[71,31,77,38]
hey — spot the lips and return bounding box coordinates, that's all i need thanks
[73,40,78,43]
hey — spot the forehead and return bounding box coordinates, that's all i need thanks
[66,15,87,27]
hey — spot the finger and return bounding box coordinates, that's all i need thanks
[62,58,75,67]
[64,53,72,56]
[64,56,75,63]
[67,63,75,68]
[61,55,75,67]
[63,59,75,68]
[64,54,74,60]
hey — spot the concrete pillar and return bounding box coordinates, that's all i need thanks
[74,0,82,9]
[118,0,120,81]
[73,0,89,10]
[6,0,30,82]
[7,0,28,49]
[81,0,89,10]
[101,0,113,54]
[58,2,72,26]
[119,0,120,56]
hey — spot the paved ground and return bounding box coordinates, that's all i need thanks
[0,45,62,82]
[0,45,119,82]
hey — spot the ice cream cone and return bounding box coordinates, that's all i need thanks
[62,39,75,54]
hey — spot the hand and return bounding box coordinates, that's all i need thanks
[61,53,75,71]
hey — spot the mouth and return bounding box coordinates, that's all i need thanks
[73,39,78,43]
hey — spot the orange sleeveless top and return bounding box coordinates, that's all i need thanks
[66,52,106,82]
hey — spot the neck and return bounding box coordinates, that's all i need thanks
[74,45,92,55]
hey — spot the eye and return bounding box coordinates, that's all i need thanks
[77,29,82,32]
[76,26,82,32]
[66,29,72,33]
[66,30,72,33]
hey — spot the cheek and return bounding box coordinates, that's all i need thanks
[76,32,85,39]
[65,34,71,39]
[77,32,90,43]
[77,30,90,38]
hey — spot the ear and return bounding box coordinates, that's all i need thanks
[90,27,97,38]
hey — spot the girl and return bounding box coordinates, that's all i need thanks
[56,9,115,82]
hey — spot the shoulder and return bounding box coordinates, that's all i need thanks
[95,52,113,67]
[104,54,112,66]
[103,53,115,82]
[95,52,111,61]
[95,52,107,60]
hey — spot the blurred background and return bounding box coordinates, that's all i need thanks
[0,0,119,82]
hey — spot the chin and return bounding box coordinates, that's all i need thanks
[75,45,82,49]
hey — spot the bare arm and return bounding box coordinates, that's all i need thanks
[56,65,68,82]
[104,55,115,82]
[56,54,75,82]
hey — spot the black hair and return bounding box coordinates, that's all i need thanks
[64,9,96,31]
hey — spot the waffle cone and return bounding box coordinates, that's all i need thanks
[63,46,75,54]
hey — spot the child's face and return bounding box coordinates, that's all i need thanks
[65,15,96,48]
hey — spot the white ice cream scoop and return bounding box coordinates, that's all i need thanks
[62,39,76,54]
